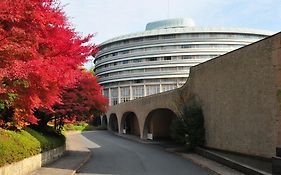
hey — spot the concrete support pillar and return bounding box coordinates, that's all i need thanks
[108,88,112,106]
[130,85,133,100]
[159,83,163,93]
[144,84,147,97]
[118,87,121,104]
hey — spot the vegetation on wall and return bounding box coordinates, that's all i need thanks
[0,127,65,167]
[170,103,205,150]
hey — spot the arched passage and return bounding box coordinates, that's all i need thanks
[102,115,108,126]
[143,108,177,140]
[109,113,118,132]
[121,112,140,136]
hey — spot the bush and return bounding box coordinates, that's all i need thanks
[63,122,108,131]
[170,104,205,150]
[0,127,65,167]
[63,122,88,131]
[83,124,107,131]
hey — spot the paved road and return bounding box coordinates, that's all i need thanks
[77,131,211,175]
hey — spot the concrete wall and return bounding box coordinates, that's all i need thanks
[107,32,281,158]
[0,145,65,175]
[185,33,281,158]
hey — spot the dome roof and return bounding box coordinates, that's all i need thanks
[145,18,195,30]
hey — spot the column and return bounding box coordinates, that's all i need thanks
[108,88,111,106]
[130,85,133,100]
[144,84,147,97]
[118,86,121,104]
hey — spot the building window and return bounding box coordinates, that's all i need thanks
[162,84,177,92]
[133,80,143,84]
[122,60,129,64]
[164,56,171,60]
[103,89,109,98]
[147,57,157,61]
[146,85,160,96]
[120,87,130,102]
[111,88,118,105]
[132,86,144,99]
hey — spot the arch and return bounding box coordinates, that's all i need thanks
[120,112,140,136]
[102,115,108,126]
[143,108,177,140]
[109,113,118,132]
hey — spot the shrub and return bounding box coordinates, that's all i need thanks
[63,122,88,131]
[170,104,205,150]
[0,127,65,167]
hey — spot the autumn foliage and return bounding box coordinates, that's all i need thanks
[53,71,108,123]
[0,0,107,129]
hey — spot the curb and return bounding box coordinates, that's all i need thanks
[73,149,92,174]
[166,149,220,175]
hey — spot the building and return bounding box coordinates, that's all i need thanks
[94,18,273,106]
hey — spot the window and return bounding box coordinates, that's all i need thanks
[164,56,171,60]
[120,87,130,102]
[133,80,143,84]
[146,85,160,95]
[182,55,192,59]
[132,86,144,99]
[110,88,118,105]
[147,36,158,40]
[122,50,129,54]
[133,59,141,63]
[147,57,157,61]
[103,89,109,98]
[122,60,129,64]
[181,45,191,48]
[162,84,177,92]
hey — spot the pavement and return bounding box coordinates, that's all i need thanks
[30,131,91,175]
[114,132,246,175]
[30,130,246,175]
[77,131,210,175]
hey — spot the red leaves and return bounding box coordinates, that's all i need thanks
[53,72,108,121]
[0,0,104,128]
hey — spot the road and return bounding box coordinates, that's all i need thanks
[77,131,211,175]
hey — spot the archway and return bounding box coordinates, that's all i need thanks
[121,112,140,136]
[109,113,118,132]
[143,108,177,140]
[102,115,108,126]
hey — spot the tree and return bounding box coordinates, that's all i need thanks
[0,0,98,128]
[50,71,108,130]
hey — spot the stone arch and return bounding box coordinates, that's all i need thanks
[120,112,140,136]
[143,108,177,140]
[109,113,118,132]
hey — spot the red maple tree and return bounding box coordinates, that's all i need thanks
[0,0,100,128]
[53,71,108,125]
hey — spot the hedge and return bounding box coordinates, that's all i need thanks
[0,127,65,167]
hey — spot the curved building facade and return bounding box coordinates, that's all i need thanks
[94,19,273,106]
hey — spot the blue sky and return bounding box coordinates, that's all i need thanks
[60,0,280,44]
[59,0,281,67]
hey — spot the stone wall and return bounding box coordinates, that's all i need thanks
[0,145,65,175]
[186,33,281,158]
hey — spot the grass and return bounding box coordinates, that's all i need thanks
[0,127,65,167]
[63,122,107,131]
[63,122,88,131]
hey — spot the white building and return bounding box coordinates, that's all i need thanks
[94,18,273,106]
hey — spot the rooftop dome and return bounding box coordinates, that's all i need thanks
[145,18,195,30]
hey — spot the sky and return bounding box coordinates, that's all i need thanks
[59,0,281,67]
